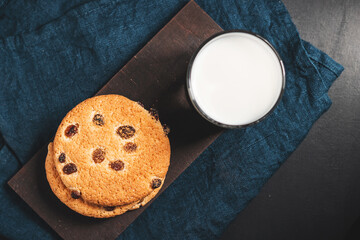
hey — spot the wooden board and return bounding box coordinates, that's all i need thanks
[8,1,223,239]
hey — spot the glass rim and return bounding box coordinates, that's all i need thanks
[186,30,286,129]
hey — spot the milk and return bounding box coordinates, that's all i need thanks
[189,32,284,126]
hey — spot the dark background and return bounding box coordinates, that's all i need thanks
[220,0,360,239]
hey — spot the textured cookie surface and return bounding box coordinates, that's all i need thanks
[45,143,163,218]
[52,94,170,206]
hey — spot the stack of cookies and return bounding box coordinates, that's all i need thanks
[45,95,171,218]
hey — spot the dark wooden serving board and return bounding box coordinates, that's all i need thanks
[8,1,223,239]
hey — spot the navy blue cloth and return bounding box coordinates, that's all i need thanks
[0,0,343,239]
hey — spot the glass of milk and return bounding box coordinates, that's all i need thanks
[187,30,285,128]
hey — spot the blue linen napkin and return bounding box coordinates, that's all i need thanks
[0,0,343,239]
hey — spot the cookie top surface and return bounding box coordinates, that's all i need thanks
[45,143,163,218]
[52,95,170,206]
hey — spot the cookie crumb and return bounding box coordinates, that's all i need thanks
[149,108,159,121]
[162,124,170,135]
[137,101,144,108]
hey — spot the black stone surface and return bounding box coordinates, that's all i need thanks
[220,0,360,239]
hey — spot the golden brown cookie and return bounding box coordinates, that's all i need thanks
[52,94,170,206]
[45,143,164,218]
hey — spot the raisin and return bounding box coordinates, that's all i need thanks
[63,163,77,175]
[124,142,137,152]
[65,124,78,137]
[92,148,105,163]
[117,125,135,139]
[104,206,115,211]
[149,108,159,121]
[162,124,170,135]
[110,160,124,171]
[71,190,81,199]
[58,153,66,163]
[151,178,162,189]
[93,114,105,126]
[137,101,144,108]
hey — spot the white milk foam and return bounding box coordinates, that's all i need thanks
[190,32,283,126]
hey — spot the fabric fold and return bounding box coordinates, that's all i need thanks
[0,145,56,239]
